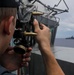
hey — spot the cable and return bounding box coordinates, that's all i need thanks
[63,0,69,10]
[54,0,62,7]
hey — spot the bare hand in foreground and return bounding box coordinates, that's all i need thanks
[33,19,51,50]
[0,46,32,71]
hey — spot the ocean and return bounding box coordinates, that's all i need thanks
[32,38,74,63]
[54,38,74,48]
[31,38,74,75]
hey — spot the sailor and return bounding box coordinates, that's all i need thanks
[0,0,31,75]
[0,0,64,75]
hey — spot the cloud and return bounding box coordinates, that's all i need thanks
[66,28,73,31]
[56,21,74,38]
[60,21,74,29]
[40,0,74,38]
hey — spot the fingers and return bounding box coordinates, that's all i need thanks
[5,46,15,54]
[21,62,29,67]
[20,47,32,62]
[33,19,49,31]
[33,19,40,32]
[23,52,31,58]
[40,23,49,29]
[22,55,31,67]
[8,50,15,54]
[23,57,31,62]
[26,47,32,52]
[22,56,31,67]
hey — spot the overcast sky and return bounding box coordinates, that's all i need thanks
[40,0,74,38]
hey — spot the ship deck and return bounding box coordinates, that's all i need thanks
[30,44,74,75]
[32,44,74,63]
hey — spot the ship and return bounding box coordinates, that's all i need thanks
[66,36,74,39]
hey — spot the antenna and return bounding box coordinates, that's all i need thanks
[31,0,69,16]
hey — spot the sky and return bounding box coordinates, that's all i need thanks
[40,0,74,38]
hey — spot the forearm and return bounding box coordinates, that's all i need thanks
[39,43,65,75]
[33,19,65,75]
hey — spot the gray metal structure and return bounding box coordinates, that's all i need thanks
[34,15,59,46]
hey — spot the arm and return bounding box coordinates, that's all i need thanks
[40,44,64,75]
[33,19,65,75]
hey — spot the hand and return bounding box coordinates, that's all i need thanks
[0,46,32,71]
[33,19,51,49]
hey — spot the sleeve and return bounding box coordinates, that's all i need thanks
[0,65,15,75]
